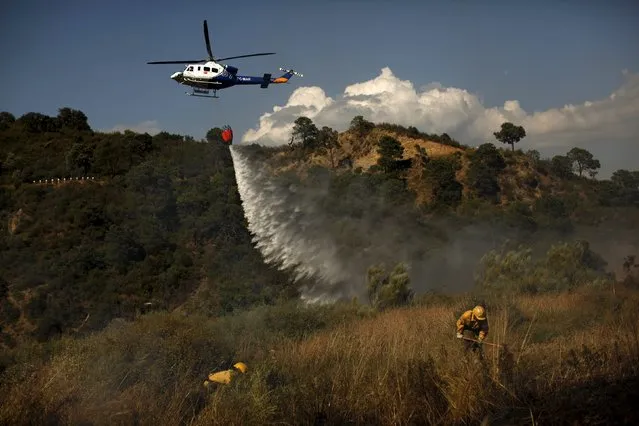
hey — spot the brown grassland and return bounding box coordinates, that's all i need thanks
[2,284,638,425]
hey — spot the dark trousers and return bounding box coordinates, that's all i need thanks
[462,330,484,359]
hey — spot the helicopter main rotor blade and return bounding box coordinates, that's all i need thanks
[147,60,207,64]
[204,20,213,60]
[216,52,276,61]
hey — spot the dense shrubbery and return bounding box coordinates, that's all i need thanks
[0,108,298,345]
[2,109,638,346]
[366,262,414,309]
[475,240,614,295]
[374,120,465,148]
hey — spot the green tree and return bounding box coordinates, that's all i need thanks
[290,116,319,150]
[610,169,639,206]
[407,126,420,137]
[57,107,91,132]
[93,134,128,176]
[533,194,572,233]
[206,127,224,144]
[349,115,375,138]
[367,262,414,310]
[466,143,506,201]
[550,155,574,179]
[65,140,94,174]
[440,133,456,146]
[0,111,15,131]
[611,169,639,188]
[493,122,526,152]
[475,143,506,171]
[422,155,463,208]
[376,135,404,174]
[16,112,60,133]
[476,240,611,294]
[526,149,541,165]
[317,126,340,168]
[566,147,601,178]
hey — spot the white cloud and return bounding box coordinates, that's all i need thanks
[105,120,162,135]
[240,67,639,157]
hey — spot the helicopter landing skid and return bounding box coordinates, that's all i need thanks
[186,89,218,98]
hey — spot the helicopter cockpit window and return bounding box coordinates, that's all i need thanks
[187,66,194,71]
[211,68,218,73]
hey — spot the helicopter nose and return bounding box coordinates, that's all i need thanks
[170,72,183,82]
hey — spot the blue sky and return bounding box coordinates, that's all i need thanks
[1,0,638,176]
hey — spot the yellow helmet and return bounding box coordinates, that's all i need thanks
[472,305,486,320]
[233,362,248,374]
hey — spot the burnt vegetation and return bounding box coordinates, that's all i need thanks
[1,108,639,425]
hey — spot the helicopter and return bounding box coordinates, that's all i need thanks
[147,20,303,98]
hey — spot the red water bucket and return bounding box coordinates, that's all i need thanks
[221,126,233,144]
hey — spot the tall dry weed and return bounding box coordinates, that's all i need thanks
[2,289,638,425]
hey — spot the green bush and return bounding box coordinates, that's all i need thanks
[367,262,414,310]
[474,240,614,295]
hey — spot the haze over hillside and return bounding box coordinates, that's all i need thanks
[231,114,639,299]
[2,106,639,425]
[2,108,639,323]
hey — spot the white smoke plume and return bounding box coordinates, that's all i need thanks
[229,144,524,303]
[230,142,639,304]
[230,145,355,303]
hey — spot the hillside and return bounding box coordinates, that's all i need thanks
[1,107,639,424]
[251,115,639,237]
[0,108,300,349]
[2,109,639,342]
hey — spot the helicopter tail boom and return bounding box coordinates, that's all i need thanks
[233,68,302,87]
[260,73,272,88]
[272,68,304,84]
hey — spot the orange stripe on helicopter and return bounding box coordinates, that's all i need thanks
[272,77,288,83]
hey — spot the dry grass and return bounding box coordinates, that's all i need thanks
[258,128,560,212]
[2,288,638,425]
[348,129,463,172]
[269,128,464,175]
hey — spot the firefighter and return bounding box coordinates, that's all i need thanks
[456,305,489,357]
[203,362,248,387]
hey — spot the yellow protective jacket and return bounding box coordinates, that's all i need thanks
[207,369,237,385]
[456,310,489,340]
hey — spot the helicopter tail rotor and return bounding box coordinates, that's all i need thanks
[279,68,303,78]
